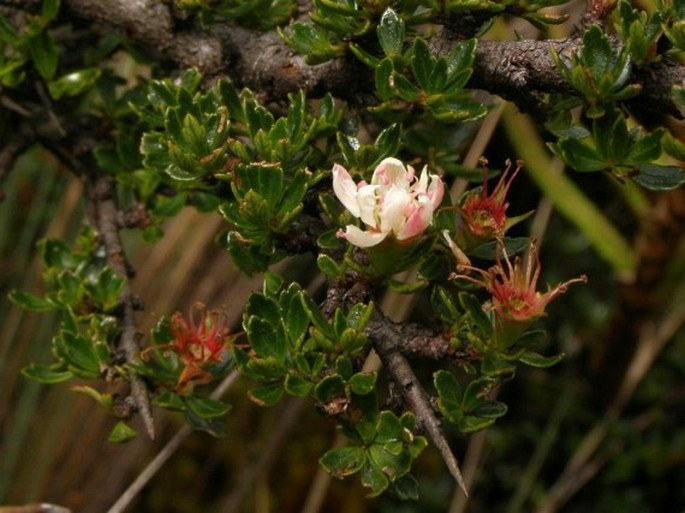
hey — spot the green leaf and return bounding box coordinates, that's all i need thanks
[411,38,433,90]
[458,415,495,434]
[314,374,346,402]
[481,352,516,376]
[434,370,462,423]
[42,0,61,22]
[373,123,401,164]
[300,292,335,340]
[154,391,186,411]
[469,237,529,260]
[462,377,495,413]
[518,351,565,368]
[633,165,685,191]
[285,291,309,349]
[581,25,613,78]
[48,68,101,99]
[57,331,101,378]
[320,446,367,478]
[9,290,57,312]
[625,129,663,165]
[459,292,493,335]
[71,385,113,410]
[317,254,343,277]
[248,383,285,406]
[349,372,377,395]
[553,137,607,172]
[21,363,72,384]
[375,410,402,443]
[28,30,58,80]
[377,8,405,57]
[390,474,420,501]
[473,400,508,419]
[360,461,390,496]
[183,396,231,418]
[246,317,287,363]
[374,58,394,101]
[108,421,137,443]
[284,373,313,396]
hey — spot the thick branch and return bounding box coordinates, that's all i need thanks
[63,0,683,118]
[86,174,155,440]
[368,311,468,496]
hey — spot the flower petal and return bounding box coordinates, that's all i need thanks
[427,173,445,208]
[372,158,408,188]
[342,225,388,247]
[380,186,411,234]
[356,184,378,227]
[398,195,433,239]
[332,164,361,218]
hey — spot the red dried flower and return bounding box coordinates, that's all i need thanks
[168,303,231,393]
[459,159,524,240]
[455,240,587,323]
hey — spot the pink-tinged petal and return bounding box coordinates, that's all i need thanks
[427,173,445,208]
[379,186,411,234]
[398,195,433,240]
[372,158,408,188]
[343,225,388,247]
[332,164,361,218]
[414,166,429,194]
[357,184,379,227]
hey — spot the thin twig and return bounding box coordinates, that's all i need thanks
[86,175,154,439]
[107,370,241,513]
[368,311,468,496]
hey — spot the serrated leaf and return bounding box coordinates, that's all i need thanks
[314,374,346,402]
[108,421,137,443]
[21,363,72,384]
[349,372,377,395]
[377,8,404,57]
[317,254,343,277]
[458,415,495,434]
[626,129,663,165]
[247,317,286,363]
[434,370,462,423]
[9,290,57,312]
[553,137,607,172]
[632,165,685,191]
[459,292,493,335]
[411,38,433,90]
[470,237,529,260]
[373,123,401,163]
[284,373,312,396]
[360,461,390,496]
[71,385,113,410]
[320,446,367,478]
[248,383,285,406]
[300,292,335,340]
[481,352,516,376]
[183,396,230,419]
[518,351,565,368]
[374,58,394,101]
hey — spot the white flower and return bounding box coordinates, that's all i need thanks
[332,157,445,248]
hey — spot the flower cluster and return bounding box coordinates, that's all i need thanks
[455,240,587,323]
[168,303,232,393]
[332,158,445,248]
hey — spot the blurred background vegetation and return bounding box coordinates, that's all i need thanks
[1,1,685,513]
